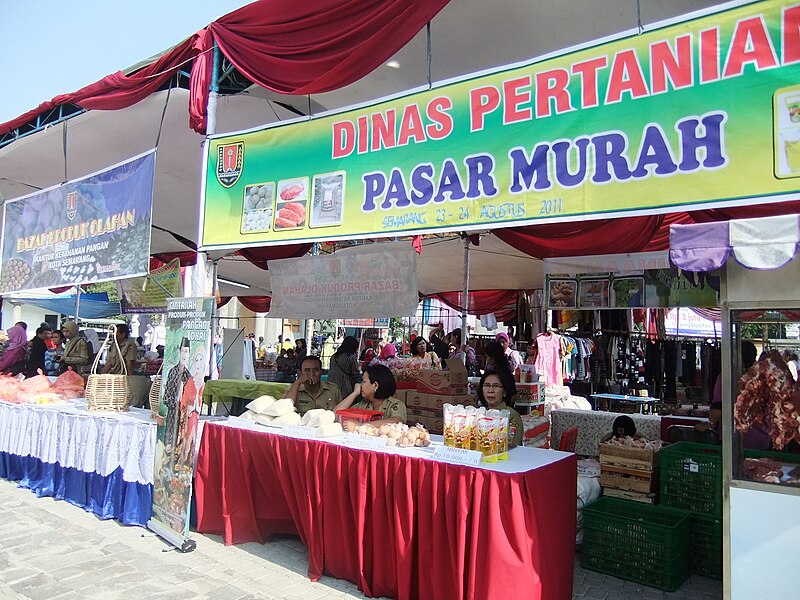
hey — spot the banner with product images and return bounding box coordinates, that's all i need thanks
[0,151,155,292]
[149,297,213,546]
[267,242,418,319]
[544,251,719,308]
[118,258,184,314]
[202,1,800,250]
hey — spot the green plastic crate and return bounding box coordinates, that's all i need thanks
[690,513,722,579]
[660,442,722,516]
[581,497,691,591]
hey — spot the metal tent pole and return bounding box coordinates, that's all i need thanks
[461,235,470,351]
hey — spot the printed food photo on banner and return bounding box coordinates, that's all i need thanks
[578,279,610,308]
[310,172,345,228]
[274,177,308,230]
[774,84,800,178]
[549,279,577,308]
[241,182,274,234]
[612,277,645,308]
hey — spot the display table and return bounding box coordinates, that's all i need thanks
[591,393,658,414]
[195,419,577,600]
[550,408,661,457]
[202,379,290,415]
[0,400,155,526]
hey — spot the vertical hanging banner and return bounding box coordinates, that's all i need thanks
[118,258,184,314]
[148,297,213,551]
[0,151,155,292]
[267,242,418,319]
[201,1,800,250]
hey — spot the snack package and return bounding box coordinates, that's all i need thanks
[465,406,477,451]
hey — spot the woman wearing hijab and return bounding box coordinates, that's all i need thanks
[496,332,522,373]
[371,341,397,366]
[83,328,100,357]
[328,335,361,398]
[57,321,89,374]
[0,326,29,374]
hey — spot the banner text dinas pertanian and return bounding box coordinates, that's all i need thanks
[332,8,800,158]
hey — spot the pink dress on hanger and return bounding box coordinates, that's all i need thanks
[535,333,562,387]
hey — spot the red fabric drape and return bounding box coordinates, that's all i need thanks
[237,244,312,269]
[496,201,800,259]
[216,296,270,312]
[496,215,667,259]
[432,290,518,315]
[237,296,271,313]
[195,423,576,600]
[2,0,451,137]
[150,252,199,269]
[0,37,198,136]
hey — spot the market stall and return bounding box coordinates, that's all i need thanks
[670,214,800,600]
[202,379,290,415]
[195,418,576,600]
[0,400,155,526]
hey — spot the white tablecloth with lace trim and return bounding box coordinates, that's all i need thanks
[0,400,156,485]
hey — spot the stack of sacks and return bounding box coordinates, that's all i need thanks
[301,408,343,437]
[521,413,550,448]
[544,386,592,416]
[239,395,301,426]
[576,458,602,545]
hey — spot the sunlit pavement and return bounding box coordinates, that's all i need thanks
[0,479,720,600]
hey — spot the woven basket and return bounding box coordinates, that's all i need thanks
[149,363,163,419]
[86,325,131,412]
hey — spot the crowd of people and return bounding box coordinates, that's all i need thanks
[276,326,527,446]
[0,320,150,378]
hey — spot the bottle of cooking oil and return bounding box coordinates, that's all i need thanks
[497,410,510,460]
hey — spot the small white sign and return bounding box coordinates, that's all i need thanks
[281,425,317,439]
[432,445,483,467]
[343,433,388,451]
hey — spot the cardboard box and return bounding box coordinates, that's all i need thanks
[415,360,468,395]
[408,392,426,408]
[394,389,409,404]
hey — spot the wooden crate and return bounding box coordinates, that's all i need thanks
[603,487,658,504]
[599,442,658,470]
[600,464,658,493]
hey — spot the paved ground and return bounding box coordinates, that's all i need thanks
[0,478,721,600]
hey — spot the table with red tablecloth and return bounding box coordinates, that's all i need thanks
[195,420,577,600]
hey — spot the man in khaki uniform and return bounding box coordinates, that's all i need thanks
[103,323,138,375]
[284,355,342,415]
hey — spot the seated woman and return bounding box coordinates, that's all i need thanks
[407,336,441,369]
[476,369,523,448]
[335,364,407,425]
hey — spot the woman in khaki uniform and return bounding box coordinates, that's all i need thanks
[335,364,407,425]
[476,369,524,448]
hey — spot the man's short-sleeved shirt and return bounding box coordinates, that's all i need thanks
[294,381,342,415]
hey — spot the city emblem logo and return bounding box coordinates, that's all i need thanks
[66,191,79,221]
[217,142,244,188]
